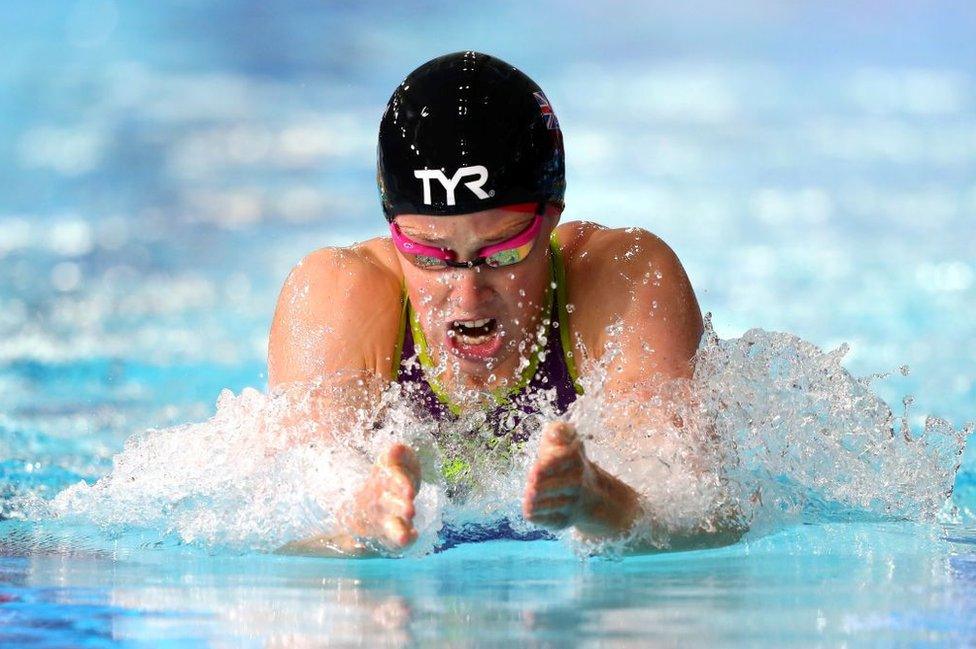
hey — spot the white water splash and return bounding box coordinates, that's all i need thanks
[569,318,971,556]
[49,321,972,556]
[50,379,448,555]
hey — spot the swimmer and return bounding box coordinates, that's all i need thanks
[270,51,734,556]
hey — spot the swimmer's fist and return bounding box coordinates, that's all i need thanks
[523,421,641,538]
[340,443,422,553]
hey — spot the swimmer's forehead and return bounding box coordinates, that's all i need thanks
[395,210,534,244]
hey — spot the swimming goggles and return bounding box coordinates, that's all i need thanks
[389,202,543,270]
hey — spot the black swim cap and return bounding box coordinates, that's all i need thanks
[377,51,565,221]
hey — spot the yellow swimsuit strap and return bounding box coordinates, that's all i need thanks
[549,231,583,395]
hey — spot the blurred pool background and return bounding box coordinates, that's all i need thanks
[1,0,975,645]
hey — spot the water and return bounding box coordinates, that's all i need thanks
[3,0,976,645]
[2,527,974,646]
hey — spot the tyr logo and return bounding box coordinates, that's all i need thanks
[414,165,490,206]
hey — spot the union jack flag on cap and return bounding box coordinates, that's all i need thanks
[533,91,561,131]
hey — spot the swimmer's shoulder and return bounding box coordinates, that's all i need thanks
[268,237,404,387]
[554,220,674,264]
[552,221,700,363]
[296,236,403,289]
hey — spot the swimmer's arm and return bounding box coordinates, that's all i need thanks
[264,374,392,558]
[573,401,747,555]
[594,228,704,384]
[267,245,411,556]
[267,245,402,439]
[277,532,372,558]
[278,524,393,558]
[573,229,745,550]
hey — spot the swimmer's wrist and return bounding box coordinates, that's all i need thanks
[572,461,642,539]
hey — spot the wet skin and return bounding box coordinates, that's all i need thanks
[394,206,560,391]
[269,205,706,555]
[522,421,641,538]
[338,443,422,553]
[278,443,422,556]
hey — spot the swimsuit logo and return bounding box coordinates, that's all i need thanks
[414,165,490,206]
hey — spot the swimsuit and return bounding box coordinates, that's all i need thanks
[392,233,584,439]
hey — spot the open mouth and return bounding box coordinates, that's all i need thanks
[447,318,502,359]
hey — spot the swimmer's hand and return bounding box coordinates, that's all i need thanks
[279,443,421,558]
[522,421,641,539]
[341,443,422,552]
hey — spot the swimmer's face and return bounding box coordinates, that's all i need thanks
[394,204,560,384]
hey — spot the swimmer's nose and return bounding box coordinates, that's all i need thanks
[450,267,493,311]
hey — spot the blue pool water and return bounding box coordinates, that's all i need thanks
[2,1,976,645]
